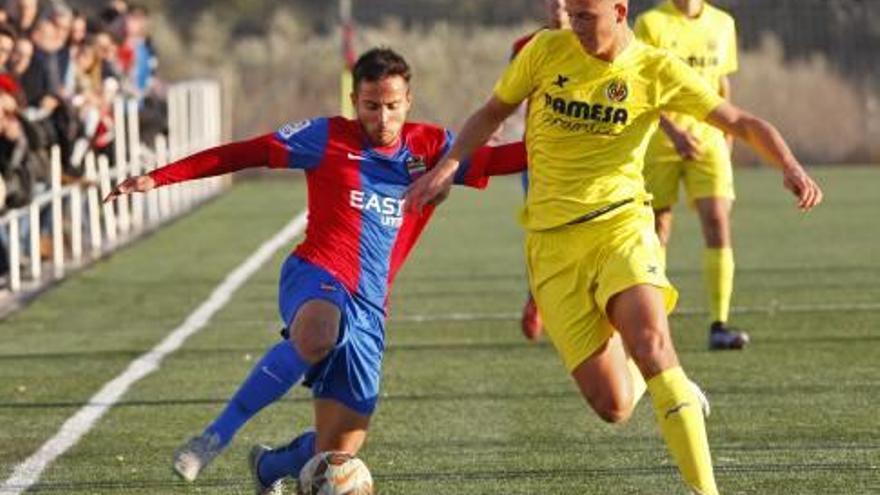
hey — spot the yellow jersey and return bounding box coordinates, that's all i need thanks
[493,30,724,231]
[635,1,738,163]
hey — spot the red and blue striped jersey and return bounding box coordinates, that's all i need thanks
[150,116,526,313]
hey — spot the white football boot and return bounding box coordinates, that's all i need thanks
[172,432,224,482]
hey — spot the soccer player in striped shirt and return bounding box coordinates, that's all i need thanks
[406,1,822,493]
[108,47,525,493]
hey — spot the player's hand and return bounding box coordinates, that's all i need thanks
[103,174,156,203]
[671,129,703,161]
[781,164,823,211]
[405,158,459,214]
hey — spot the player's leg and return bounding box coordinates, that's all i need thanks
[525,219,646,421]
[570,331,643,423]
[253,296,383,489]
[173,300,340,482]
[206,299,340,442]
[520,169,544,340]
[172,256,346,482]
[607,285,718,495]
[687,147,747,350]
[643,155,682,271]
[592,206,715,494]
[253,399,370,489]
[654,206,673,270]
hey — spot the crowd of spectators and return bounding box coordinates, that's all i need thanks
[0,0,164,276]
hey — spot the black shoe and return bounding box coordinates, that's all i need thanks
[708,321,750,350]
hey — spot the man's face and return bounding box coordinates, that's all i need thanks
[0,35,15,68]
[12,39,33,74]
[565,0,626,51]
[543,0,570,29]
[353,75,412,148]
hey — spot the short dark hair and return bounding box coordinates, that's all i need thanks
[352,47,411,90]
[0,23,18,43]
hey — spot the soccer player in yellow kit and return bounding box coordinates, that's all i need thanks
[407,1,822,493]
[635,0,747,350]
[508,0,571,341]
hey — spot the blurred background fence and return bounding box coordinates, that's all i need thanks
[79,0,877,164]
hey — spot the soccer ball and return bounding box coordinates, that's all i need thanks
[297,451,374,495]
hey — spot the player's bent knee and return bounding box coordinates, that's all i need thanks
[590,396,634,424]
[292,327,337,363]
[628,330,675,372]
[291,300,341,363]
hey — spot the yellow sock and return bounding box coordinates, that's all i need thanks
[647,367,718,495]
[626,357,647,408]
[703,247,734,323]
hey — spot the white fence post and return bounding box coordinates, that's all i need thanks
[98,155,118,246]
[9,219,20,292]
[113,97,130,236]
[29,202,40,281]
[85,153,102,257]
[127,100,144,232]
[51,146,64,279]
[155,134,170,221]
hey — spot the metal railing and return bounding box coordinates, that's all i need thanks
[0,80,228,296]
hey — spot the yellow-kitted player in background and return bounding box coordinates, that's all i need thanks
[635,0,746,350]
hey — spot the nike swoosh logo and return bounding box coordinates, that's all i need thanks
[665,401,692,418]
[261,366,284,384]
[347,152,368,161]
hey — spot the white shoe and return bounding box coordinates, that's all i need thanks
[172,432,224,482]
[689,380,711,418]
[249,444,285,495]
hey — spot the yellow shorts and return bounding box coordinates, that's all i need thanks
[644,133,735,210]
[525,205,678,372]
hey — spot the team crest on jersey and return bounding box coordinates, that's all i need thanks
[279,120,310,139]
[605,79,629,103]
[406,155,427,176]
[707,39,718,51]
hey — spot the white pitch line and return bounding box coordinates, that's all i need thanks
[0,212,307,495]
[387,301,880,323]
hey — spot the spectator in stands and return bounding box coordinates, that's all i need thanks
[123,3,155,99]
[22,14,80,171]
[68,8,86,47]
[5,0,40,37]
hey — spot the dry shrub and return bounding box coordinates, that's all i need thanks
[150,11,877,163]
[732,35,875,165]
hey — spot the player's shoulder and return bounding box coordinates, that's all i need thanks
[635,1,676,27]
[402,122,451,160]
[402,121,449,145]
[703,2,736,26]
[630,38,675,66]
[532,28,572,48]
[511,29,542,58]
[276,117,329,142]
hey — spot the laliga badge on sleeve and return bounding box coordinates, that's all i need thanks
[406,155,427,177]
[279,120,311,139]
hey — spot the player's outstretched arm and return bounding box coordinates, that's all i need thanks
[406,96,519,212]
[706,102,823,211]
[103,134,284,203]
[104,174,157,202]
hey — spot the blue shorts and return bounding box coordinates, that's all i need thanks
[278,255,385,416]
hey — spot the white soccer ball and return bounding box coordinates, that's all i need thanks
[297,451,374,495]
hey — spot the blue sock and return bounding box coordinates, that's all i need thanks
[257,430,317,486]
[205,340,309,446]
